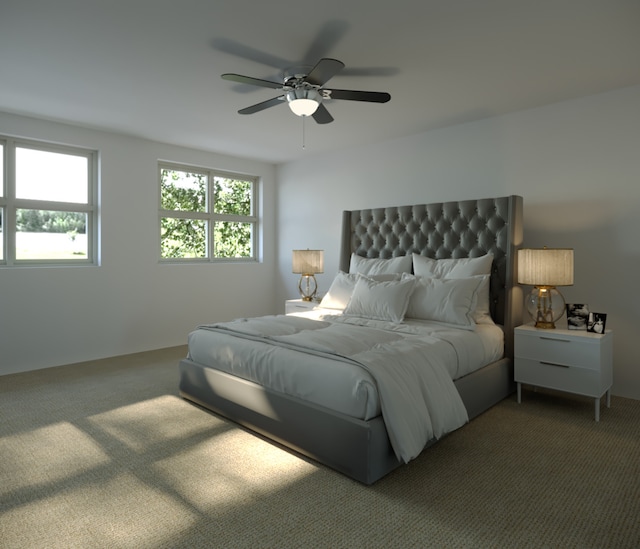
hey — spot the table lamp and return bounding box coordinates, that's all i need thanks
[517,247,574,329]
[292,249,324,301]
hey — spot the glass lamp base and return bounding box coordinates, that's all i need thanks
[525,286,565,329]
[298,274,318,302]
[534,319,557,329]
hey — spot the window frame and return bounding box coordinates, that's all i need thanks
[158,161,259,263]
[0,136,99,267]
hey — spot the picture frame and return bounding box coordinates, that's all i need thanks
[566,303,589,330]
[587,312,607,334]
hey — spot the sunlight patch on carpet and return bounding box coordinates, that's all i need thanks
[1,422,110,491]
[84,395,226,453]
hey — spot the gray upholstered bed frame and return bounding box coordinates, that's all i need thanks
[179,195,523,484]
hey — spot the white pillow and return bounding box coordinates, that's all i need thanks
[349,253,412,275]
[412,253,495,325]
[320,271,400,310]
[412,253,493,278]
[468,274,494,325]
[403,274,483,328]
[343,276,416,323]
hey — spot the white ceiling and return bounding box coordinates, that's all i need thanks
[1,0,639,164]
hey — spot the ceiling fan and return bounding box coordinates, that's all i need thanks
[221,58,391,124]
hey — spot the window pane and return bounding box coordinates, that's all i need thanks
[214,221,252,258]
[16,148,88,203]
[214,177,252,216]
[161,169,207,212]
[161,217,207,259]
[16,209,87,260]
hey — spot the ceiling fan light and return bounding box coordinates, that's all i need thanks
[286,89,320,117]
[288,98,319,116]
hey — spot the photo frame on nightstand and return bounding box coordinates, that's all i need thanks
[566,303,589,330]
[587,312,607,334]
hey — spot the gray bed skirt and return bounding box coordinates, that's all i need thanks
[179,356,514,485]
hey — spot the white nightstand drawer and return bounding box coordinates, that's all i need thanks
[516,334,602,370]
[515,357,609,398]
[285,299,317,315]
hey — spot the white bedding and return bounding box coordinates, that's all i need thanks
[187,309,504,463]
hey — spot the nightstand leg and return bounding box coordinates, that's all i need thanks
[606,389,611,408]
[517,382,521,404]
[595,398,600,422]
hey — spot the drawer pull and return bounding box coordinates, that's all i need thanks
[539,337,571,343]
[540,361,570,368]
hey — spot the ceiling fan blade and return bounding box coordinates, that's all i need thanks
[305,58,345,87]
[340,67,399,78]
[301,20,349,65]
[221,73,283,90]
[238,96,284,115]
[322,89,391,103]
[212,38,291,71]
[312,103,334,124]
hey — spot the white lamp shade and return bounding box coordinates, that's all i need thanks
[517,248,574,286]
[289,98,319,116]
[292,249,324,274]
[286,90,320,116]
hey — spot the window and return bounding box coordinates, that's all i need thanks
[0,137,98,266]
[159,163,258,261]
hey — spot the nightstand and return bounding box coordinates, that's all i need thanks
[285,299,317,315]
[514,324,613,421]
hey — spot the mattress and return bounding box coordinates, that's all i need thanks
[186,308,504,422]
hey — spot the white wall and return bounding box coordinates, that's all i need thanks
[0,112,277,375]
[277,85,640,400]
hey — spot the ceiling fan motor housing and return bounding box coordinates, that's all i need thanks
[286,88,321,104]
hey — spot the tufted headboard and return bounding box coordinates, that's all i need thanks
[339,195,524,359]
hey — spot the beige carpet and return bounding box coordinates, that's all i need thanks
[1,347,639,549]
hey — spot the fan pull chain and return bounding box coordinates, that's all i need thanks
[302,115,306,150]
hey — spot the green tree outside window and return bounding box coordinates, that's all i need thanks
[160,167,256,260]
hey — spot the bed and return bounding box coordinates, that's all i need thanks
[179,195,524,484]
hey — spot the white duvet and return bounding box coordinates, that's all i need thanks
[189,312,502,463]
